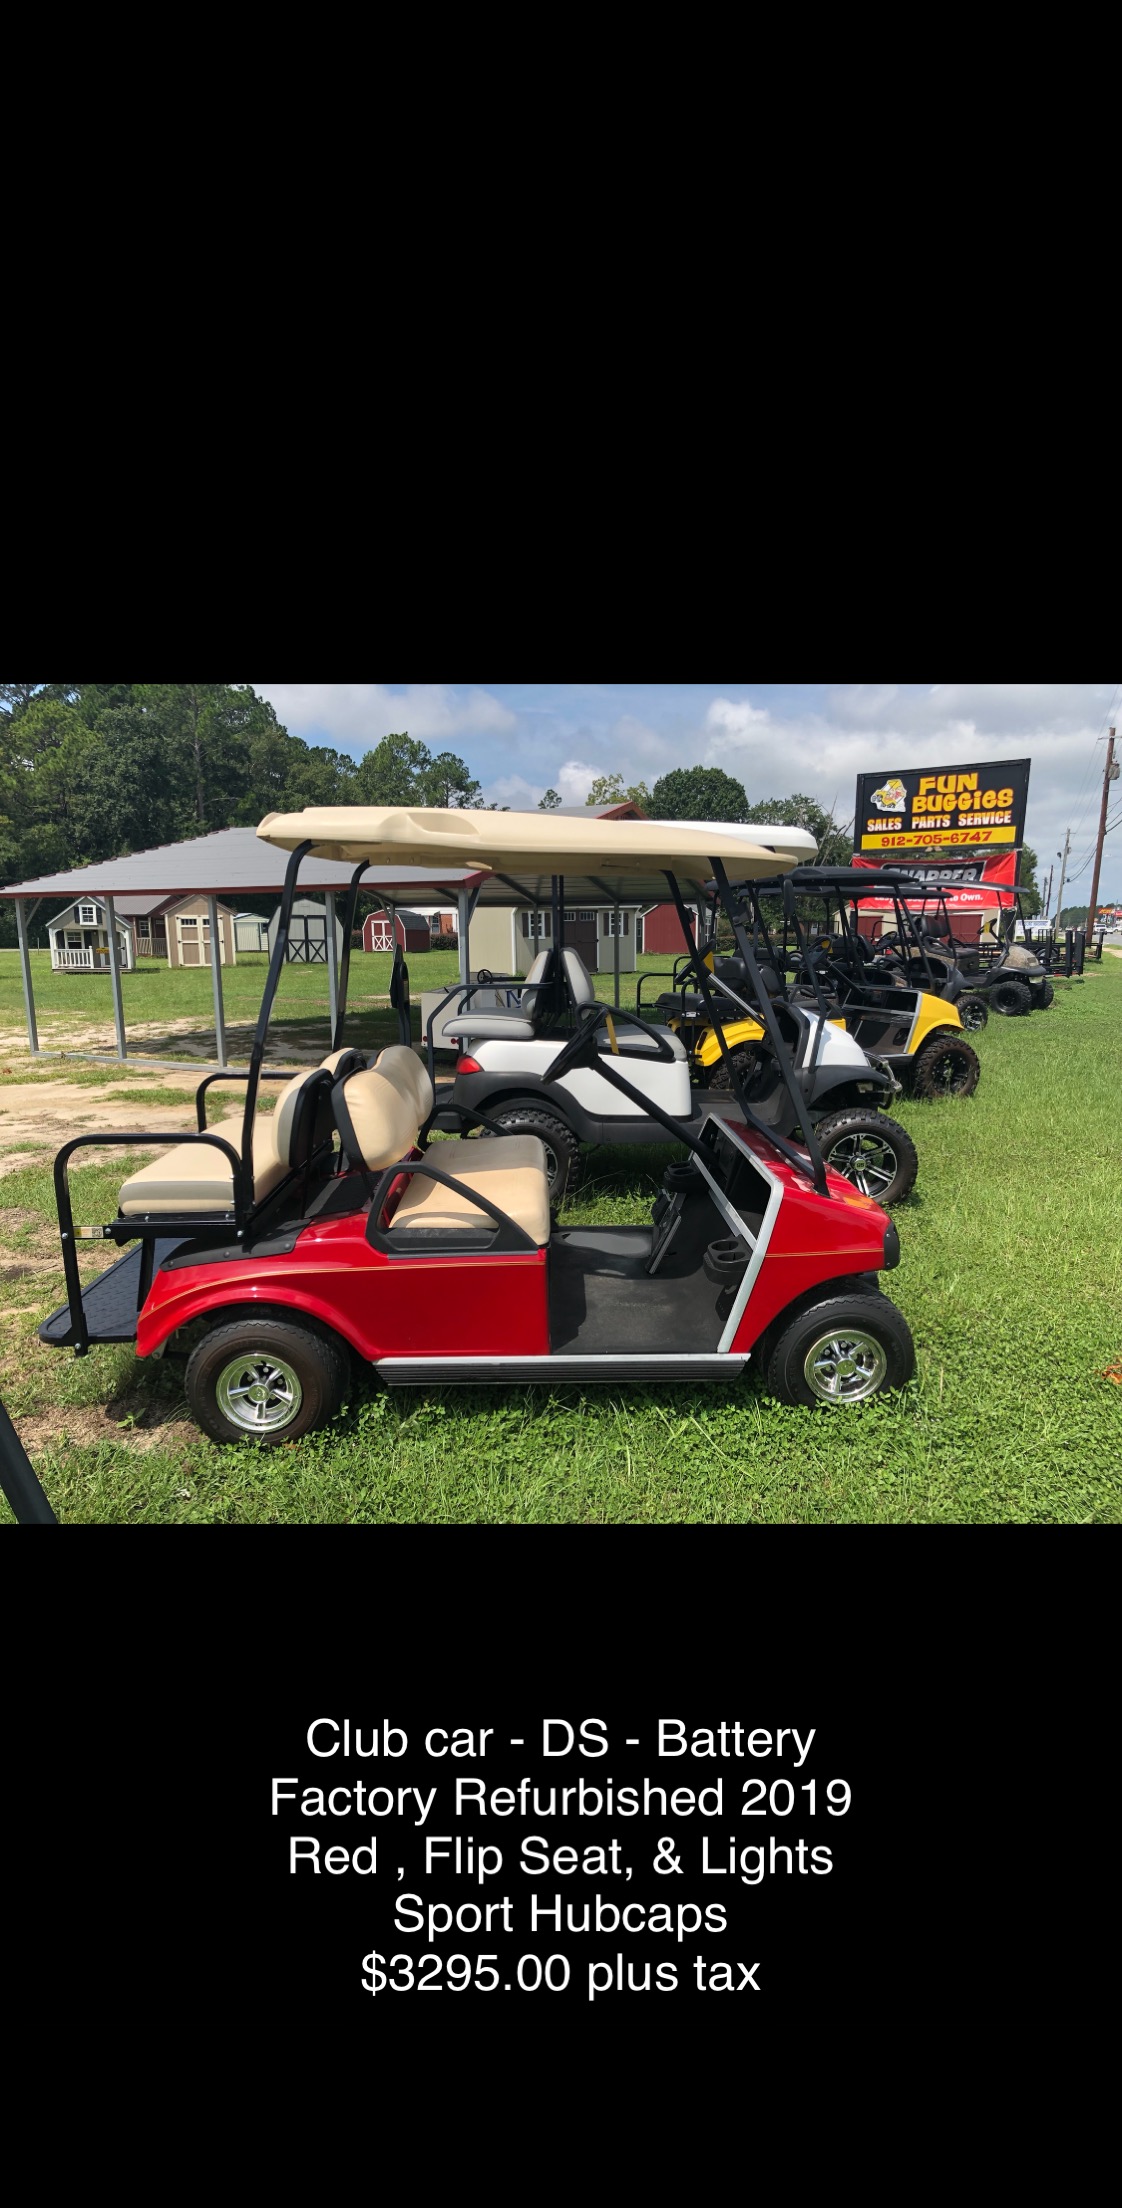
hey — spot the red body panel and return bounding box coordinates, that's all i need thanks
[728,1146,891,1355]
[136,1205,550,1363]
[133,1130,889,1371]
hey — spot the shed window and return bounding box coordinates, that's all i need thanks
[521,912,552,938]
[179,917,199,929]
[603,912,630,936]
[78,904,97,925]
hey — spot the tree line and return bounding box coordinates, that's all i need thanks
[0,685,485,888]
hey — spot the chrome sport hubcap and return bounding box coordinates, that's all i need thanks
[803,1330,888,1402]
[216,1353,303,1433]
[824,1132,898,1197]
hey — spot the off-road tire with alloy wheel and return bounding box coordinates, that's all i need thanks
[765,1293,915,1407]
[958,992,989,1032]
[1033,977,1055,1009]
[989,978,1033,1017]
[185,1317,351,1446]
[910,1031,981,1099]
[489,1107,583,1203]
[813,1109,918,1207]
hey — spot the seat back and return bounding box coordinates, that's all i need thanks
[518,949,553,1021]
[560,948,597,1011]
[262,1067,336,1182]
[333,1055,425,1172]
[373,1044,434,1125]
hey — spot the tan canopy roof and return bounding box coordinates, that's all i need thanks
[257,806,787,906]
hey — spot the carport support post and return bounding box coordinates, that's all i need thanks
[14,898,39,1056]
[324,890,340,1040]
[104,894,127,1060]
[613,901,621,1007]
[457,890,472,986]
[207,895,228,1068]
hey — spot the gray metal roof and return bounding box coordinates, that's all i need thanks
[0,824,481,901]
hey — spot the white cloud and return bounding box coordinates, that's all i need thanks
[706,697,772,737]
[255,683,516,750]
[557,759,599,804]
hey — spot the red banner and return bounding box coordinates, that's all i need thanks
[851,851,1020,911]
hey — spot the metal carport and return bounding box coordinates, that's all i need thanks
[0,825,482,1067]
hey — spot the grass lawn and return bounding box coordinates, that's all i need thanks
[1,960,1119,1526]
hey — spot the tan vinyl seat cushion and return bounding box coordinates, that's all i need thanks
[117,1066,322,1216]
[392,1136,551,1246]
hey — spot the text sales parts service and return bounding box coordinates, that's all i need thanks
[855,759,1030,852]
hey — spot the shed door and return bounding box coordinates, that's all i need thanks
[288,915,327,963]
[369,917,394,952]
[177,915,226,966]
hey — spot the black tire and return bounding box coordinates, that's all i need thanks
[813,1109,918,1207]
[958,992,989,1032]
[989,978,1033,1017]
[1033,977,1055,1009]
[911,1032,981,1099]
[706,1047,756,1096]
[765,1293,915,1407]
[489,1107,583,1202]
[185,1317,350,1447]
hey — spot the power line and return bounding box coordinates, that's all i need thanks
[1068,682,1121,838]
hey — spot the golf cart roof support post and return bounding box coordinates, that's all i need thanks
[781,885,831,1022]
[14,896,39,1056]
[659,870,796,1168]
[710,860,829,1198]
[207,894,228,1068]
[0,1392,58,1525]
[325,890,340,1043]
[241,839,312,1204]
[332,861,371,1050]
[104,894,127,1060]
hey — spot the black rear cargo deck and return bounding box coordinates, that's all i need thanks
[39,1239,186,1348]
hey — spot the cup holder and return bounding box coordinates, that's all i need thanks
[703,1236,749,1287]
[662,1161,698,1195]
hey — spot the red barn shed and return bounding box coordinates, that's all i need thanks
[638,903,697,956]
[360,908,432,954]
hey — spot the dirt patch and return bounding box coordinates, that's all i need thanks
[14,1402,191,1452]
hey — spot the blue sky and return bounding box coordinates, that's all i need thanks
[254,684,1122,905]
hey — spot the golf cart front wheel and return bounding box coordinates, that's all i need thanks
[911,1033,981,1099]
[958,992,990,1032]
[1034,977,1055,1009]
[185,1318,350,1446]
[765,1294,915,1407]
[489,1108,582,1202]
[814,1109,918,1206]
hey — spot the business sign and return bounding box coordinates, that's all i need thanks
[855,759,1031,852]
[852,851,1020,912]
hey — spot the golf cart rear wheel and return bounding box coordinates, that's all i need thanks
[911,1033,981,1099]
[488,1108,582,1202]
[958,992,990,1032]
[989,978,1033,1017]
[185,1318,350,1446]
[765,1294,915,1407]
[813,1109,918,1207]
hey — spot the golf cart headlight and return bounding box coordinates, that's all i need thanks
[883,1222,901,1270]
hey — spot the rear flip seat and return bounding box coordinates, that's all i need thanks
[117,1062,337,1217]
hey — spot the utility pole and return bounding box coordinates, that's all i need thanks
[1053,828,1071,927]
[1086,727,1118,945]
[1043,863,1054,920]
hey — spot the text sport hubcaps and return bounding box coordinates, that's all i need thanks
[803,1330,888,1403]
[825,1132,898,1197]
[216,1353,303,1433]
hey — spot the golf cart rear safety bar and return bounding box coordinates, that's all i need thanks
[53,1130,247,1358]
[193,1066,304,1130]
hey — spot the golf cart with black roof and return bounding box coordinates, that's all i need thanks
[882,883,1055,1015]
[39,809,915,1441]
[765,868,983,1098]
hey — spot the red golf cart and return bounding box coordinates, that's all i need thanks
[40,810,915,1440]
